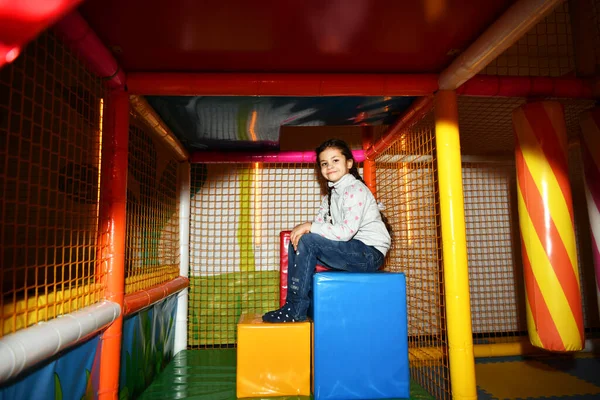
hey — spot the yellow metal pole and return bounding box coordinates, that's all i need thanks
[434,90,476,400]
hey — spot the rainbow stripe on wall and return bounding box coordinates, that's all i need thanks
[578,109,600,319]
[512,101,584,352]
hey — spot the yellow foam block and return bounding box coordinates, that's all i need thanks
[236,313,311,398]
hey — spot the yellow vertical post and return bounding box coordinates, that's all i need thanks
[434,90,476,400]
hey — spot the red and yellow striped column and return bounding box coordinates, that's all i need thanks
[512,101,584,352]
[578,108,600,319]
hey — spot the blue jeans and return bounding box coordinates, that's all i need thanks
[286,233,384,319]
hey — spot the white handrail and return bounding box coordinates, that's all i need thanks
[174,162,191,354]
[0,300,120,384]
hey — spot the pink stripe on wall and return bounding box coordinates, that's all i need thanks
[191,150,365,164]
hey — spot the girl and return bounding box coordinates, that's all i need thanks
[263,139,391,323]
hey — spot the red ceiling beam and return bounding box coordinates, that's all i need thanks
[0,0,84,69]
[457,75,597,99]
[126,73,439,96]
[127,72,598,99]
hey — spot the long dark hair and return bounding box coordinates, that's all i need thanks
[315,139,392,236]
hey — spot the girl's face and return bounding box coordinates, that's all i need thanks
[318,147,353,183]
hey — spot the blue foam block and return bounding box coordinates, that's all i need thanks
[313,272,409,400]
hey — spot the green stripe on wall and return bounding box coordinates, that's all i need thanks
[237,102,250,141]
[188,272,279,346]
[238,168,255,272]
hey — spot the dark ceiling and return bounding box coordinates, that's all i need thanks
[145,96,416,150]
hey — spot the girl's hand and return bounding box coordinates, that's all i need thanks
[290,222,312,251]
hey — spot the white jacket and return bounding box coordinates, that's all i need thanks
[310,174,391,256]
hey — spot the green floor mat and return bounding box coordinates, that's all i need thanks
[139,349,435,400]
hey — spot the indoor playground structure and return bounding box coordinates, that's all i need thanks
[2,0,600,399]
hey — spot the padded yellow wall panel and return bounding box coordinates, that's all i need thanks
[236,313,311,398]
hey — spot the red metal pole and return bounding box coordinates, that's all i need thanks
[97,89,129,400]
[126,73,438,96]
[457,75,596,99]
[123,277,189,316]
[362,126,377,196]
[0,0,83,69]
